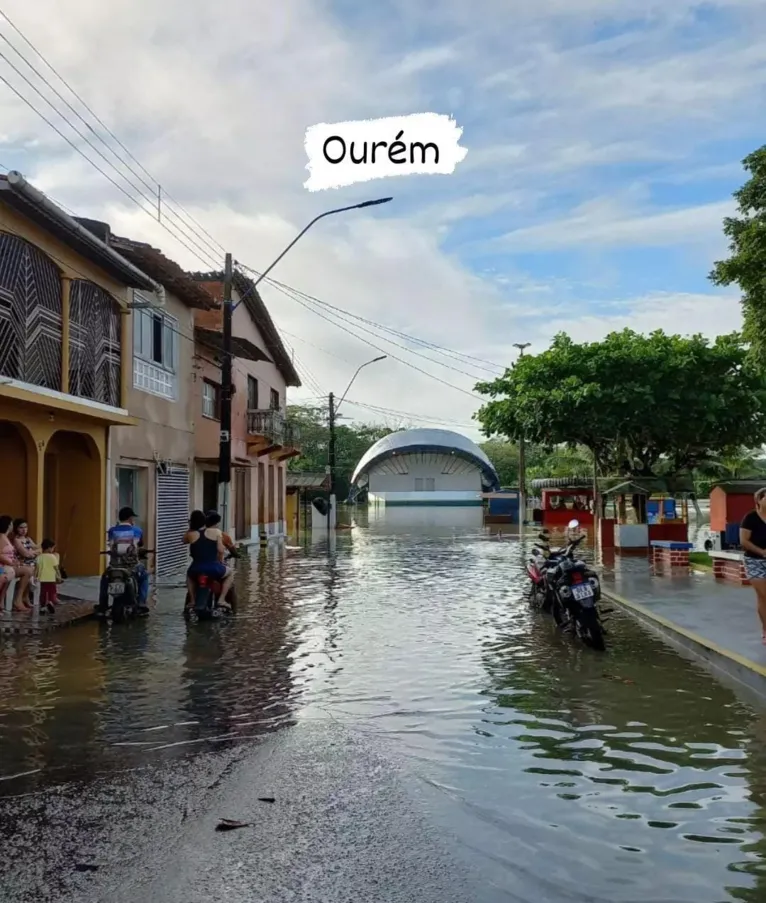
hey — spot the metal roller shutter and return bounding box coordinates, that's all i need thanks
[156,466,190,581]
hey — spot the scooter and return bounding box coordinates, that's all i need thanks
[184,550,238,623]
[99,543,154,623]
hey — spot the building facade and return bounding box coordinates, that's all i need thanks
[190,270,302,541]
[97,227,218,579]
[351,428,500,506]
[0,172,157,576]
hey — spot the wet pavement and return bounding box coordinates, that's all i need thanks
[2,510,766,902]
[601,555,766,667]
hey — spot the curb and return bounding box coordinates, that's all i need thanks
[602,587,766,699]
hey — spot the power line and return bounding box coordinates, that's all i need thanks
[343,398,477,429]
[0,8,227,263]
[267,276,505,375]
[235,261,504,377]
[255,278,484,400]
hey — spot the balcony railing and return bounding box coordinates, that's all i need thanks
[246,409,301,450]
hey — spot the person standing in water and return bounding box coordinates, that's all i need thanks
[739,487,766,644]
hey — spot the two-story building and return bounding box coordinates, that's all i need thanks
[190,270,302,542]
[0,171,157,577]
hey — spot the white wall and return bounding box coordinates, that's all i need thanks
[368,453,482,494]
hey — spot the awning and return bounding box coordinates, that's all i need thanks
[195,327,273,364]
[286,472,330,490]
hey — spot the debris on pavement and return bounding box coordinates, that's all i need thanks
[215,819,251,832]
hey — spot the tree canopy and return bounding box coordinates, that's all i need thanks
[480,438,592,488]
[287,403,400,499]
[474,329,766,478]
[710,145,766,364]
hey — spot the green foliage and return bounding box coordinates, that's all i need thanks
[287,403,399,499]
[474,329,766,479]
[710,146,766,364]
[480,439,592,489]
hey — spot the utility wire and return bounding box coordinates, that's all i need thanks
[0,8,227,262]
[250,276,484,400]
[0,56,222,273]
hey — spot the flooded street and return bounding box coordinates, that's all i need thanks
[2,510,766,902]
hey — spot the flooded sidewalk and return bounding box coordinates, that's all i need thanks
[601,556,766,696]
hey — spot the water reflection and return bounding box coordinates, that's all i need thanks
[1,511,766,900]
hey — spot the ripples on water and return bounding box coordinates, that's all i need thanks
[1,513,766,901]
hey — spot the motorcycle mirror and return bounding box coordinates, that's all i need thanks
[568,519,579,530]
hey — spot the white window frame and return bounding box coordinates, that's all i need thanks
[202,379,220,420]
[132,300,179,400]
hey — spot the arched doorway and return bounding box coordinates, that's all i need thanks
[44,430,102,576]
[0,420,36,527]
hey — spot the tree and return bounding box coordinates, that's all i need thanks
[474,329,766,479]
[710,145,766,364]
[286,403,400,499]
[480,439,593,488]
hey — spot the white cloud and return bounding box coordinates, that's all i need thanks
[0,0,758,439]
[498,199,735,251]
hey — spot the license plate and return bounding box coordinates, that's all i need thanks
[109,581,125,595]
[572,583,594,601]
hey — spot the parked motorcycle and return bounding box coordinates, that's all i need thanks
[526,519,608,650]
[184,550,238,623]
[99,542,154,623]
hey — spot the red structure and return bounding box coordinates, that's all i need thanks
[531,478,594,527]
[709,481,763,533]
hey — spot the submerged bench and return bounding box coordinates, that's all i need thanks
[710,550,750,586]
[650,540,694,570]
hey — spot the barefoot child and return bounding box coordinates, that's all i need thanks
[35,539,62,614]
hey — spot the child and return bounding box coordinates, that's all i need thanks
[36,539,62,614]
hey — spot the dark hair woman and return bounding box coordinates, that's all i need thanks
[739,488,766,643]
[0,514,27,611]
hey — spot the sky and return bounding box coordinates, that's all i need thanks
[1,0,764,440]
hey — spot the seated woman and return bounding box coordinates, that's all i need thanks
[12,518,40,606]
[0,515,28,612]
[182,510,234,610]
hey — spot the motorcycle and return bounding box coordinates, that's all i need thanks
[526,519,608,650]
[184,549,238,623]
[99,541,154,623]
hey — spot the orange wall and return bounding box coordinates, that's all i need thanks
[710,488,753,533]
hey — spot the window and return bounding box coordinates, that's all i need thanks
[270,388,280,411]
[202,380,221,419]
[202,470,219,513]
[116,466,146,521]
[248,375,259,411]
[132,304,179,400]
[425,477,435,491]
[414,478,424,491]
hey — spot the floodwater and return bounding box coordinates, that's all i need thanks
[2,508,766,901]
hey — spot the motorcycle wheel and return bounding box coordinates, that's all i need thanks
[578,607,606,651]
[552,594,565,626]
[111,579,136,624]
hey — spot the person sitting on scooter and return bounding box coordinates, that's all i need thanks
[183,509,233,611]
[204,510,240,558]
[97,507,150,614]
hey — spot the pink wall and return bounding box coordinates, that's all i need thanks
[192,286,290,535]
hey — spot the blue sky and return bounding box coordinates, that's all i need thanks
[0,0,764,432]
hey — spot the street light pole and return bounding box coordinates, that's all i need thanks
[327,355,387,531]
[513,342,531,527]
[216,198,392,535]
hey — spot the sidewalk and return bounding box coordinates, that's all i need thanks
[0,576,101,635]
[600,556,766,698]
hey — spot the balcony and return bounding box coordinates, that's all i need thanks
[246,409,301,460]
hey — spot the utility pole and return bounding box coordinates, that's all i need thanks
[327,392,336,532]
[217,252,233,532]
[214,198,392,540]
[513,342,531,526]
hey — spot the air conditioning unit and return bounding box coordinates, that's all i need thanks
[703,530,723,552]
